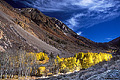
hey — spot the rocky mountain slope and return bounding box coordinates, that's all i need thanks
[0,0,60,54]
[109,37,120,48]
[0,0,119,57]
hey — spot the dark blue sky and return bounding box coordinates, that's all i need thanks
[81,16,120,42]
[5,0,120,42]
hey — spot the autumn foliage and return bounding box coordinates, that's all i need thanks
[0,51,112,79]
[35,52,49,64]
[55,52,112,73]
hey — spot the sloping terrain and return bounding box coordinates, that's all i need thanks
[0,0,91,57]
[0,0,119,57]
[109,37,120,48]
[0,0,60,55]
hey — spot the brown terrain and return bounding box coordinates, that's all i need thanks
[109,37,120,48]
[0,0,119,57]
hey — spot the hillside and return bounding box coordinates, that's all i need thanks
[0,0,109,57]
[0,0,119,56]
[0,0,61,54]
[109,37,120,48]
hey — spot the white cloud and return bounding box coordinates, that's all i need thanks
[66,13,87,30]
[106,38,112,40]
[77,31,82,35]
[73,0,94,7]
[65,2,120,30]
[13,0,120,12]
[71,0,117,12]
[89,0,114,11]
[74,13,86,18]
[106,38,114,41]
[12,0,120,31]
[68,18,76,26]
[19,0,118,12]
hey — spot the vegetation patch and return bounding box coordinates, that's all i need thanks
[0,51,112,79]
[54,52,112,73]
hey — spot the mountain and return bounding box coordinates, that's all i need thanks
[0,0,62,54]
[109,37,120,48]
[108,37,120,55]
[0,0,119,57]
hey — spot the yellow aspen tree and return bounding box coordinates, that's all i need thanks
[88,54,94,66]
[98,54,102,62]
[76,59,82,70]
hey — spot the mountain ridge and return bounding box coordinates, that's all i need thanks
[0,0,119,57]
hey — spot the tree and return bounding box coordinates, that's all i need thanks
[75,52,84,59]
[76,59,82,70]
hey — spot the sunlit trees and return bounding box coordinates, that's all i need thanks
[75,52,84,59]
[55,56,82,73]
[0,50,113,79]
[75,52,112,69]
[76,59,82,70]
[36,52,49,64]
[37,66,46,76]
[0,50,50,79]
[54,52,112,73]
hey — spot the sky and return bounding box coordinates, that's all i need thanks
[5,0,120,42]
